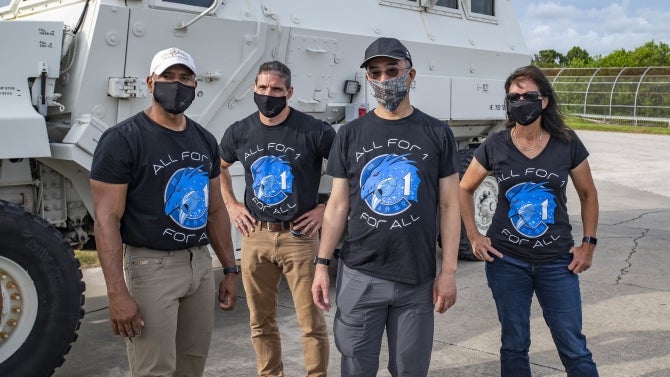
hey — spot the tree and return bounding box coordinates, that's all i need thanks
[532,49,567,67]
[566,46,593,67]
[598,48,635,67]
[531,40,670,68]
[630,40,670,66]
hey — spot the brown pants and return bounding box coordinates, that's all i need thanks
[241,225,329,377]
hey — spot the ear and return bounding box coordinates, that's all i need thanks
[542,96,549,110]
[286,86,294,100]
[408,68,417,82]
[146,75,154,93]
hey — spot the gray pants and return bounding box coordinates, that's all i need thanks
[334,263,435,377]
[123,245,214,377]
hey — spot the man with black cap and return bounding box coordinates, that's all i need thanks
[311,37,461,376]
[91,47,239,376]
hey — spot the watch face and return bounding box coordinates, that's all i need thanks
[583,237,597,245]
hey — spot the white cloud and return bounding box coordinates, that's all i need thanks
[514,0,670,57]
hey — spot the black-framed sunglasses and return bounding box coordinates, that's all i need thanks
[506,91,543,103]
[366,67,410,80]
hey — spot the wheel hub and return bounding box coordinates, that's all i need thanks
[474,176,498,235]
[0,257,39,363]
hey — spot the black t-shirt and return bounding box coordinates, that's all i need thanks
[474,129,589,263]
[90,111,221,251]
[219,108,335,221]
[328,108,459,285]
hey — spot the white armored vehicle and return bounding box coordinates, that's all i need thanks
[0,0,530,374]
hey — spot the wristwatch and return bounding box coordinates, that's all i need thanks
[582,236,598,246]
[223,265,241,275]
[313,256,331,266]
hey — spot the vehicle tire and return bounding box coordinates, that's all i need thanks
[0,200,85,377]
[456,148,498,261]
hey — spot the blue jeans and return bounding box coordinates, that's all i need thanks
[485,253,599,377]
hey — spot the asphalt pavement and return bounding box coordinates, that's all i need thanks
[54,130,670,377]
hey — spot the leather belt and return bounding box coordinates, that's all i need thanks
[258,221,291,232]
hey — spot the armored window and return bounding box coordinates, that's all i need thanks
[407,0,458,7]
[471,0,494,16]
[436,0,458,9]
[163,0,212,7]
[381,0,460,15]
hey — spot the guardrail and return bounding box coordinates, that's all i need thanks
[540,66,670,126]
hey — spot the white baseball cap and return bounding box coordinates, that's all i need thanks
[150,47,197,75]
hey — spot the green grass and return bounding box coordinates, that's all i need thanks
[75,250,100,268]
[565,115,670,135]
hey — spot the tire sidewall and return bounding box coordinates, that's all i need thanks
[0,200,84,377]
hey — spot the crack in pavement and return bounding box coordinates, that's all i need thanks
[431,339,564,373]
[610,210,670,226]
[616,228,649,285]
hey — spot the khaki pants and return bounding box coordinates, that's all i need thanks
[241,226,329,377]
[124,245,214,377]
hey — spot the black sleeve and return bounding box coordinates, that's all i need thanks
[90,127,135,184]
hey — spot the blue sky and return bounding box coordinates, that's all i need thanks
[512,0,670,57]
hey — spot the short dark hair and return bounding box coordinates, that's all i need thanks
[504,65,573,142]
[256,61,291,88]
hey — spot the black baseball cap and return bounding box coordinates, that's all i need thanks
[360,37,413,68]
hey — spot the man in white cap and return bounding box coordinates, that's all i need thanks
[311,37,461,376]
[91,47,239,376]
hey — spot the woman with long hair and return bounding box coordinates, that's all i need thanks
[459,65,600,377]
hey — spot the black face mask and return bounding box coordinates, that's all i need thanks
[507,99,543,126]
[254,92,287,118]
[152,81,196,115]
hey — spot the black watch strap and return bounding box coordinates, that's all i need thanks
[313,256,331,266]
[223,265,241,275]
[582,236,598,246]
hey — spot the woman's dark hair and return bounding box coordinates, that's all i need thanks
[256,60,292,88]
[504,65,573,142]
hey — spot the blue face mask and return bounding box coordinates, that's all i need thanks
[368,70,410,112]
[152,81,195,115]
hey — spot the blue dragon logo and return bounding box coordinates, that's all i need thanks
[506,181,557,238]
[360,154,420,215]
[251,155,293,206]
[164,166,209,229]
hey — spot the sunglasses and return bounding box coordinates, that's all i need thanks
[506,91,543,103]
[366,67,410,80]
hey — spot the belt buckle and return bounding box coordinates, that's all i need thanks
[264,221,289,232]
